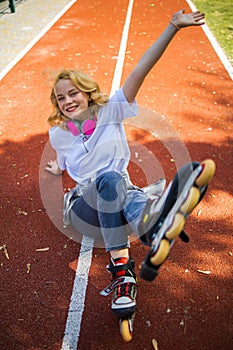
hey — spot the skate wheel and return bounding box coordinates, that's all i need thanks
[120,319,132,342]
[195,159,216,187]
[165,213,185,240]
[180,187,200,214]
[150,239,170,266]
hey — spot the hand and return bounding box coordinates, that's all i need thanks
[45,160,63,175]
[171,9,205,29]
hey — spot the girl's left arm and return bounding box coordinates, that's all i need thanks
[45,159,63,175]
[122,10,205,103]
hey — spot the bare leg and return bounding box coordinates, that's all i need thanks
[110,248,129,260]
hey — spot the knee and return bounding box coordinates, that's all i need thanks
[96,172,126,201]
[97,171,123,188]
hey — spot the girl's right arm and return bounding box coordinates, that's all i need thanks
[122,10,205,103]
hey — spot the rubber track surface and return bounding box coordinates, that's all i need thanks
[0,0,232,349]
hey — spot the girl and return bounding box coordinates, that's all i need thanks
[46,10,214,321]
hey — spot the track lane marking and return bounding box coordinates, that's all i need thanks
[61,236,94,350]
[110,0,135,96]
[0,0,77,81]
[186,0,233,80]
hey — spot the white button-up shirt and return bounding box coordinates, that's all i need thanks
[49,88,138,186]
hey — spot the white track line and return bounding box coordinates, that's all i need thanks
[0,0,77,81]
[110,0,134,96]
[61,1,134,349]
[61,236,94,350]
[186,0,233,80]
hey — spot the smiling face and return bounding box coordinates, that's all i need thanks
[54,79,89,120]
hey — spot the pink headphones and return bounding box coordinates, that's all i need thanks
[66,116,97,137]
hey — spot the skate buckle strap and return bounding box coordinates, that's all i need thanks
[107,259,135,274]
[100,276,136,297]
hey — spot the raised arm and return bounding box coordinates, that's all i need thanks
[122,10,205,103]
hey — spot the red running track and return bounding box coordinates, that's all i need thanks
[0,0,232,349]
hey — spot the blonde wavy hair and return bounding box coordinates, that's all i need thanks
[48,69,109,127]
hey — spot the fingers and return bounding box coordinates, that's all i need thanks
[192,10,204,16]
[45,160,60,175]
[45,164,55,174]
[45,167,52,173]
[192,10,205,23]
[172,9,205,28]
[47,159,57,167]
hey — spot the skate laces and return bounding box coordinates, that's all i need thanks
[113,276,137,303]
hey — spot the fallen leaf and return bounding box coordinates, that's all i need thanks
[27,263,31,273]
[36,247,49,252]
[180,319,185,326]
[197,269,211,275]
[152,338,158,350]
[18,209,28,216]
[0,244,9,259]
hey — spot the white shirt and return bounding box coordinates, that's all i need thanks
[49,88,138,185]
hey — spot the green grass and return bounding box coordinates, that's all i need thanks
[192,0,233,65]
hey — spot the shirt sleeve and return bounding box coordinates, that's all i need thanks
[49,127,67,170]
[98,88,138,125]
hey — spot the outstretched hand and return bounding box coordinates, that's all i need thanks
[171,10,205,28]
[45,160,63,175]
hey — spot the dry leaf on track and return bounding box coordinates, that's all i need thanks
[36,247,50,252]
[197,269,211,275]
[152,338,158,349]
[27,263,31,273]
[0,244,10,259]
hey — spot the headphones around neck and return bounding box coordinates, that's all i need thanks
[66,116,97,137]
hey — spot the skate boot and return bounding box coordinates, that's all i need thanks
[138,159,216,281]
[100,256,137,341]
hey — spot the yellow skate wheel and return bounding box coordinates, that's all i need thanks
[195,159,216,187]
[165,213,185,240]
[120,319,132,342]
[150,239,170,266]
[180,187,200,214]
